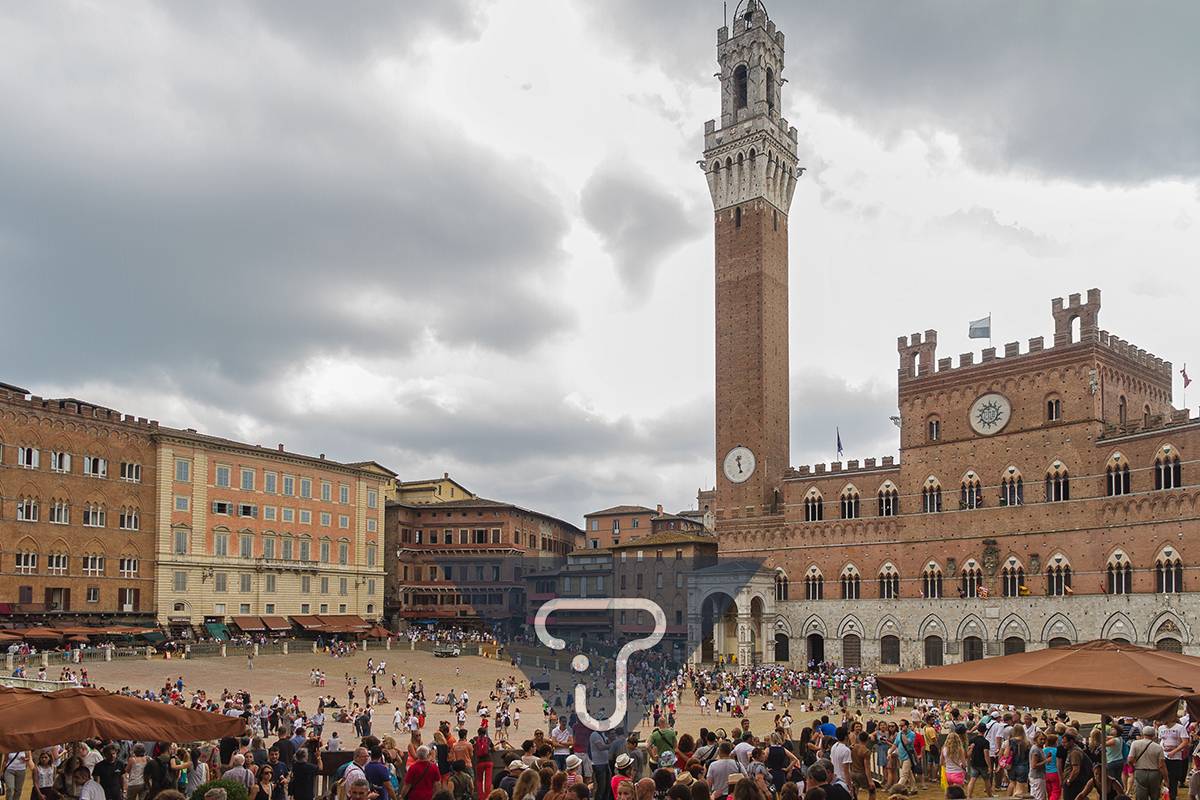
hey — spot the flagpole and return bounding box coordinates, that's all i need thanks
[988,312,992,348]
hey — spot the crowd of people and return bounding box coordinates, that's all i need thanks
[7,640,1200,800]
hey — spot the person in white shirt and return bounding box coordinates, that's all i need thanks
[1157,720,1190,800]
[733,734,756,771]
[73,767,106,800]
[830,727,854,787]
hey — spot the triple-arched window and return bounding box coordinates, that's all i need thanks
[878,482,899,517]
[840,486,861,519]
[922,563,944,599]
[1001,559,1025,597]
[1045,462,1070,502]
[1106,551,1132,594]
[960,560,983,598]
[1155,445,1183,490]
[922,477,943,513]
[803,489,823,522]
[1046,553,1072,596]
[878,563,900,599]
[1156,548,1184,594]
[840,565,861,600]
[804,566,824,600]
[1000,467,1024,507]
[1106,453,1131,496]
[960,472,982,510]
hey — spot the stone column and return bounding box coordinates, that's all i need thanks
[253,643,260,657]
[386,637,392,651]
[282,641,289,655]
[736,610,754,667]
[5,653,13,670]
[221,644,227,657]
[104,649,112,662]
[362,639,368,652]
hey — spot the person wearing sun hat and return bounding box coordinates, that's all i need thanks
[565,755,584,789]
[500,760,528,800]
[612,754,636,799]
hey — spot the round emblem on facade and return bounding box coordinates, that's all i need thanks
[969,392,1012,436]
[723,446,756,484]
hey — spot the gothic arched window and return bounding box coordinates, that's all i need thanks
[1045,462,1070,502]
[960,560,983,598]
[960,472,982,510]
[922,562,944,599]
[733,64,748,109]
[1001,559,1025,597]
[877,482,899,517]
[775,570,789,602]
[803,489,823,523]
[922,477,943,513]
[765,66,775,111]
[1106,453,1131,496]
[1046,553,1072,596]
[1156,548,1183,594]
[840,486,861,520]
[1155,445,1183,490]
[878,563,900,599]
[1106,551,1132,595]
[840,565,861,600]
[804,566,824,600]
[1000,467,1024,507]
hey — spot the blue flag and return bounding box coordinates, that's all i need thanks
[836,427,844,460]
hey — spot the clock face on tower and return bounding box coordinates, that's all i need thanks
[723,446,756,484]
[969,392,1013,436]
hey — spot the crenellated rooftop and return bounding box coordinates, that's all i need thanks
[785,456,899,481]
[0,386,159,431]
[897,288,1172,387]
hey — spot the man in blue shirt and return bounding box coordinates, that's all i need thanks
[820,716,838,738]
[892,720,917,793]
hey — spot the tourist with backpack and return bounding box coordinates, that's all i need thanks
[473,727,494,798]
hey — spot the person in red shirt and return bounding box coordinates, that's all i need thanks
[403,746,442,800]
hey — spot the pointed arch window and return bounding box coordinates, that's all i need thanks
[1106,453,1131,496]
[765,66,775,112]
[1118,396,1128,425]
[733,64,748,109]
[1046,395,1063,422]
[1046,554,1072,596]
[840,486,861,519]
[775,570,789,601]
[840,566,861,600]
[877,482,899,517]
[1001,559,1025,597]
[1156,548,1183,593]
[803,490,824,522]
[878,564,900,599]
[922,477,943,513]
[922,563,944,599]
[1106,552,1132,595]
[1045,462,1070,502]
[1000,468,1024,507]
[804,567,824,601]
[1155,445,1182,490]
[960,560,983,598]
[960,472,983,510]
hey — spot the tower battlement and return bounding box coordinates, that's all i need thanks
[896,289,1172,387]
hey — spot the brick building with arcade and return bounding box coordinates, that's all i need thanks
[687,1,1199,670]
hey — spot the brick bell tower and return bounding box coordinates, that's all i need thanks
[703,0,800,522]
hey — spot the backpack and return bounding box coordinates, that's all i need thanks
[450,771,474,800]
[474,736,492,761]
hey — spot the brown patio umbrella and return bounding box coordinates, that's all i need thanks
[876,639,1200,720]
[0,687,246,750]
[20,627,62,640]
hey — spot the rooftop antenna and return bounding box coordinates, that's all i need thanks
[723,2,727,28]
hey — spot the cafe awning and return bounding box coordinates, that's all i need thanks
[261,616,293,632]
[230,616,266,632]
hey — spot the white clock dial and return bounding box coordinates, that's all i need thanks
[723,446,756,483]
[969,392,1013,436]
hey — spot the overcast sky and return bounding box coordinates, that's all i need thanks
[2,1,1198,525]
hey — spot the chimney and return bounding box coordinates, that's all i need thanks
[319,453,325,460]
[277,443,285,452]
[443,472,449,479]
[656,504,663,515]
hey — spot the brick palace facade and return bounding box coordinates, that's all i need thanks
[689,2,1200,670]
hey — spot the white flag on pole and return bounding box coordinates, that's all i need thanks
[968,315,991,339]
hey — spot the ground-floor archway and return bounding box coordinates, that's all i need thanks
[924,635,944,666]
[843,633,862,668]
[880,635,900,666]
[774,633,790,662]
[700,592,738,663]
[1004,636,1026,656]
[963,636,984,661]
[1156,637,1183,653]
[807,633,825,666]
[1048,637,1071,648]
